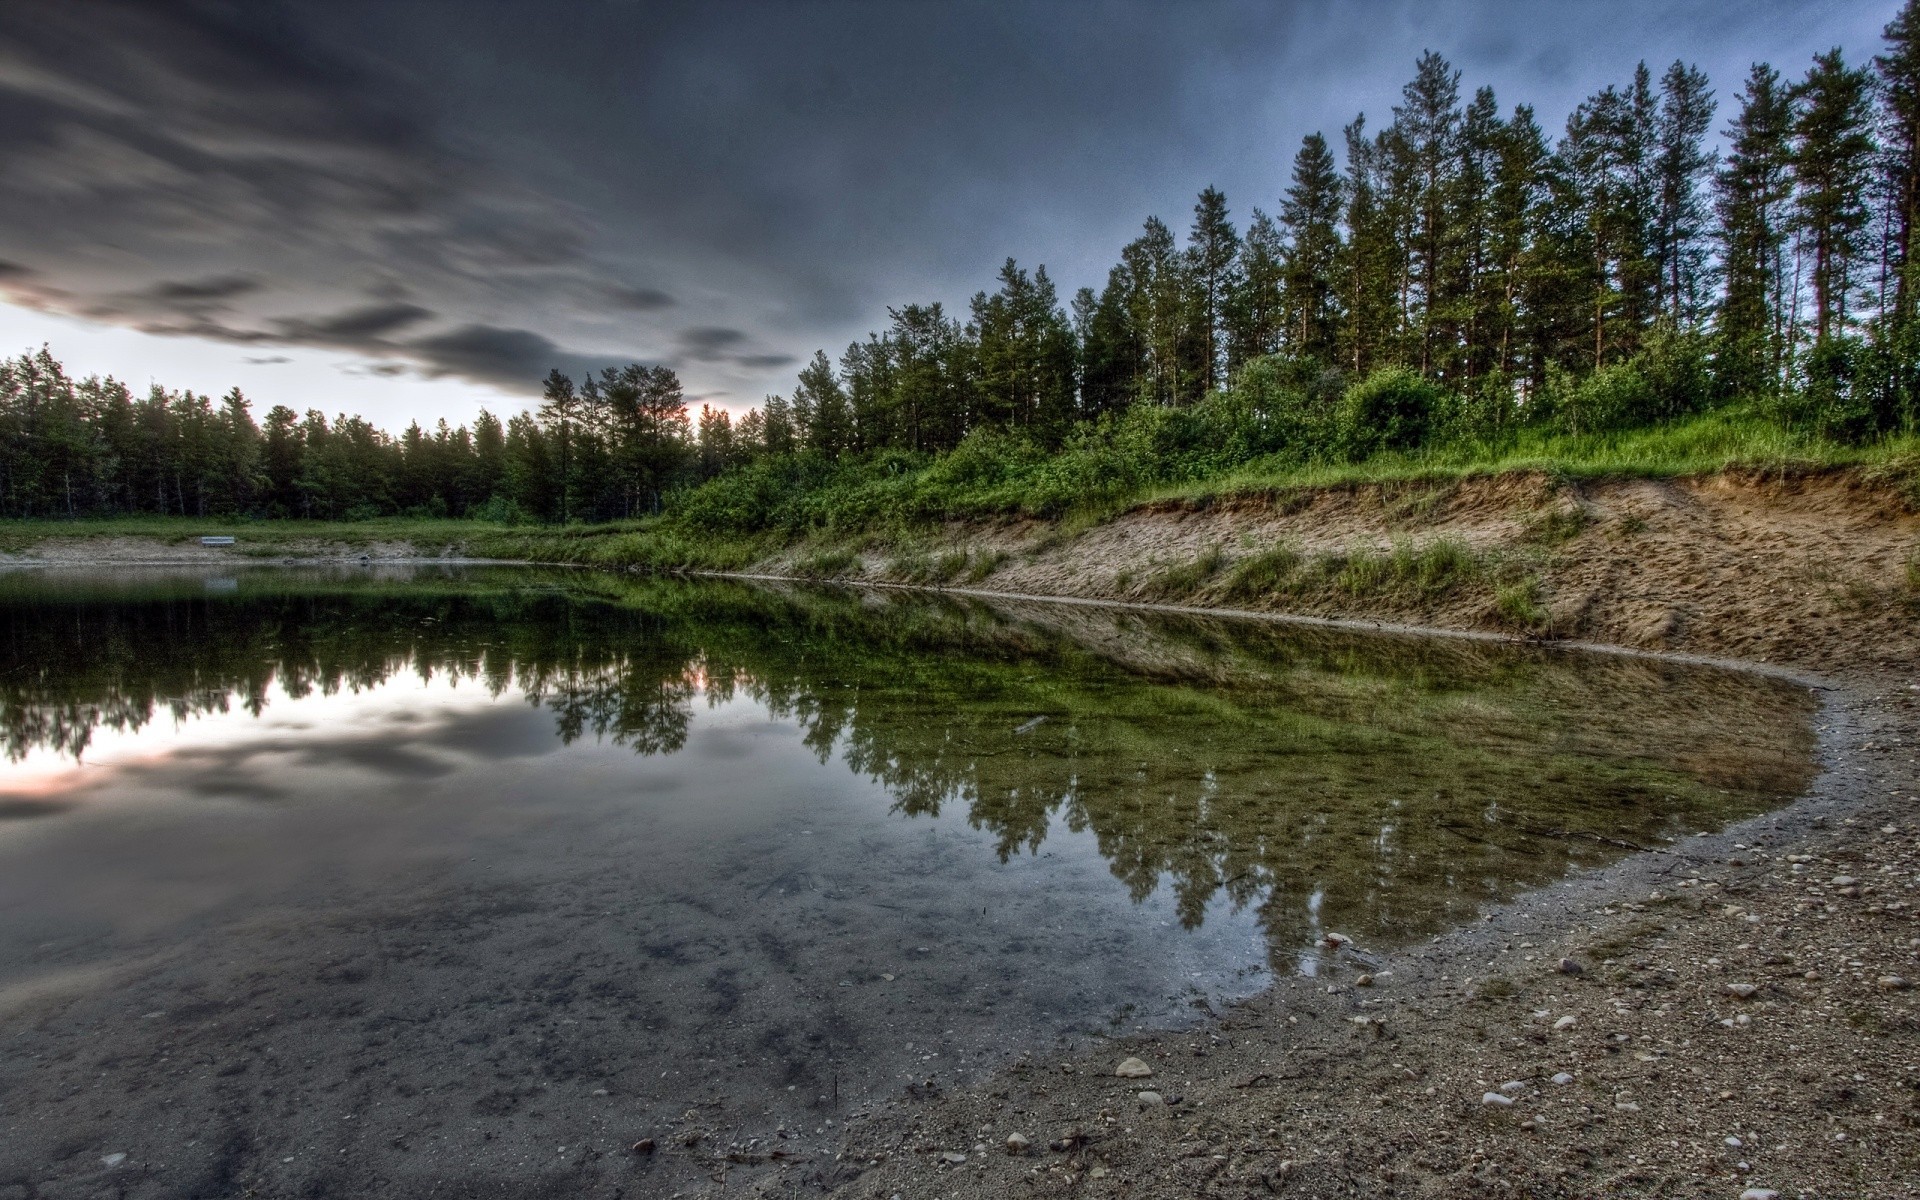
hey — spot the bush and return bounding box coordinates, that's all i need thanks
[1546,361,1657,435]
[465,494,530,524]
[1339,368,1449,458]
[1778,337,1877,442]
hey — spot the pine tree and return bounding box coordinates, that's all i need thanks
[1120,218,1184,404]
[1395,51,1463,375]
[1339,115,1400,375]
[794,350,851,456]
[538,368,577,522]
[1491,105,1552,385]
[1715,63,1796,393]
[1877,0,1920,324]
[1184,188,1241,395]
[1452,87,1504,382]
[1653,61,1718,326]
[1278,133,1343,363]
[1793,48,1877,342]
[1227,209,1286,371]
[1075,270,1145,418]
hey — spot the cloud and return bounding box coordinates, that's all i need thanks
[406,323,624,389]
[243,354,292,365]
[607,285,676,311]
[0,1,654,395]
[0,0,1891,416]
[735,353,797,370]
[677,326,748,359]
[142,275,261,304]
[271,301,433,343]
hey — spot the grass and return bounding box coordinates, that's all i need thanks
[0,514,510,555]
[1522,506,1593,546]
[1493,575,1552,632]
[1141,544,1226,599]
[793,546,860,578]
[1154,408,1920,507]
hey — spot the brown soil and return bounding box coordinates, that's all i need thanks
[771,469,1920,677]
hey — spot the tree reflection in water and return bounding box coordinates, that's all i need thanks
[0,568,1818,961]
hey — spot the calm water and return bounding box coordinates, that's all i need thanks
[0,567,1817,1195]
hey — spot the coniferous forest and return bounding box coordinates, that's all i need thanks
[6,6,1920,526]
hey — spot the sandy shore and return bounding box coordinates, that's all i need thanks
[712,668,1911,1200]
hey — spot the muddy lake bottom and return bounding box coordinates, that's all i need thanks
[0,566,1820,1197]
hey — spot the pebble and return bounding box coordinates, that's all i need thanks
[1556,958,1584,975]
[1550,1072,1574,1086]
[101,1153,126,1168]
[1481,1092,1515,1106]
[940,1150,968,1165]
[1740,1190,1779,1200]
[1005,1133,1030,1154]
[1553,1015,1578,1031]
[1499,1080,1527,1094]
[1322,932,1352,949]
[1725,983,1760,999]
[1355,973,1374,987]
[631,1139,656,1155]
[1114,1057,1154,1079]
[1879,975,1910,991]
[1137,1090,1165,1107]
[1830,876,1858,887]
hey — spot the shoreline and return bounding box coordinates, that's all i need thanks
[1,515,1916,1196]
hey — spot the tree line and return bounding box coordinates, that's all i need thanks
[5,3,1920,521]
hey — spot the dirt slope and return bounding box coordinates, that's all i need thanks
[771,470,1920,674]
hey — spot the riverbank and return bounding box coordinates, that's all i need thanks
[750,668,1915,1200]
[2,471,1915,1197]
[652,470,1920,1197]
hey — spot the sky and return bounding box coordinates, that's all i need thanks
[0,0,1899,429]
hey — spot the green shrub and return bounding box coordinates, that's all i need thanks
[1339,368,1450,458]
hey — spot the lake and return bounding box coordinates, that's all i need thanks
[0,566,1817,1196]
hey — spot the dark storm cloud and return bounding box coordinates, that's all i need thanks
[0,0,640,392]
[607,286,676,311]
[677,327,748,359]
[272,301,434,343]
[406,324,622,390]
[0,0,1898,412]
[142,276,262,305]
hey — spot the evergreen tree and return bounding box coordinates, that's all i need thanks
[1715,63,1797,392]
[538,368,578,522]
[794,350,851,456]
[1877,0,1920,324]
[1793,48,1878,342]
[1278,133,1343,363]
[1120,218,1184,404]
[1075,270,1145,418]
[1395,52,1464,375]
[1227,209,1287,371]
[1183,188,1241,395]
[1653,61,1719,326]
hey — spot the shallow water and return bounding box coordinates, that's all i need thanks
[0,567,1817,1194]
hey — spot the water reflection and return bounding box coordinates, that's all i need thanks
[0,567,1817,961]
